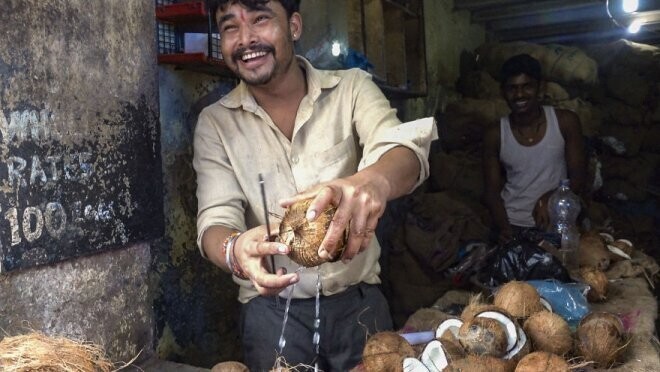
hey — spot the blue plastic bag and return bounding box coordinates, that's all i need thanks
[527,279,590,328]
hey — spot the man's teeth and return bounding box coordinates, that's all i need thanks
[242,51,267,61]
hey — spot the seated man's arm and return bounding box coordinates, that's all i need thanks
[558,109,587,195]
[533,109,587,228]
[483,123,512,243]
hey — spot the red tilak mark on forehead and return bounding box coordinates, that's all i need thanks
[238,8,247,22]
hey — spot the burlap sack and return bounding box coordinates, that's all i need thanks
[429,150,483,200]
[590,277,660,371]
[542,81,570,103]
[641,125,660,153]
[584,39,660,78]
[554,98,602,137]
[605,65,651,107]
[599,123,647,157]
[445,97,509,126]
[601,97,645,127]
[600,152,659,188]
[456,70,500,99]
[437,110,486,152]
[477,41,599,86]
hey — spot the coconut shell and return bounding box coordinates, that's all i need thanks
[493,281,544,319]
[445,355,512,372]
[507,334,531,366]
[458,317,509,357]
[279,198,347,267]
[575,312,626,368]
[579,267,608,302]
[362,331,416,372]
[439,335,467,362]
[609,239,634,262]
[514,351,569,372]
[522,311,572,356]
[212,361,249,372]
[578,235,611,271]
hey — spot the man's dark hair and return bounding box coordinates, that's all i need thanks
[499,54,542,85]
[208,0,301,20]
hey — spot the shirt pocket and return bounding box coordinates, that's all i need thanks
[311,136,358,181]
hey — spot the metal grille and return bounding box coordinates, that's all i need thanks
[157,22,178,54]
[210,33,222,59]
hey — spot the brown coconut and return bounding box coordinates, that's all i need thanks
[578,235,611,271]
[445,355,512,372]
[579,267,608,302]
[404,308,452,333]
[493,281,544,319]
[212,361,249,372]
[279,198,347,267]
[522,311,572,356]
[461,294,507,322]
[362,331,416,372]
[575,312,626,368]
[458,317,509,357]
[514,351,569,372]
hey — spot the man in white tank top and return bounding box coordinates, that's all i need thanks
[483,54,586,244]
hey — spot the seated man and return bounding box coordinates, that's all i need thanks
[483,54,586,244]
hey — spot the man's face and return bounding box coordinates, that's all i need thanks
[501,73,541,115]
[216,1,298,86]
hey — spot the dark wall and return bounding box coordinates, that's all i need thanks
[0,0,162,272]
[0,0,162,363]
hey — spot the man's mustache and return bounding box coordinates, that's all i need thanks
[232,44,275,63]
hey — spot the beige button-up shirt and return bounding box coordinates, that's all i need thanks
[194,57,437,303]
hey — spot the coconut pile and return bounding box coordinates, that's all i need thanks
[575,230,651,301]
[360,281,630,372]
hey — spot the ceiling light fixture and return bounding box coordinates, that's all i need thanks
[628,19,644,33]
[622,0,639,13]
[331,41,341,57]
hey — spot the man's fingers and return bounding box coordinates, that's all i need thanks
[252,271,299,295]
[318,205,351,259]
[253,241,289,256]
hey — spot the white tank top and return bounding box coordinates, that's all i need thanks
[500,106,567,227]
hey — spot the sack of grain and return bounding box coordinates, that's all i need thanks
[477,41,599,86]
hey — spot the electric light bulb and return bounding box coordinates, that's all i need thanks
[331,41,341,57]
[628,19,643,33]
[623,0,639,13]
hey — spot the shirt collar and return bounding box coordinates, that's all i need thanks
[219,56,341,111]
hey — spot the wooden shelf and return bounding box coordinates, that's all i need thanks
[156,2,233,76]
[157,53,234,77]
[156,1,207,23]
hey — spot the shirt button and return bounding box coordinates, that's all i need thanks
[291,155,299,164]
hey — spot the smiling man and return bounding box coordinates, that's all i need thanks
[193,0,437,370]
[483,53,586,244]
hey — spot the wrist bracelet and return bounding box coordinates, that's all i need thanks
[223,231,249,280]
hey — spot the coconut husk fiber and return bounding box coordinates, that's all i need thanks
[0,332,114,372]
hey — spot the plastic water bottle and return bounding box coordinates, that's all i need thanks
[547,179,581,270]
